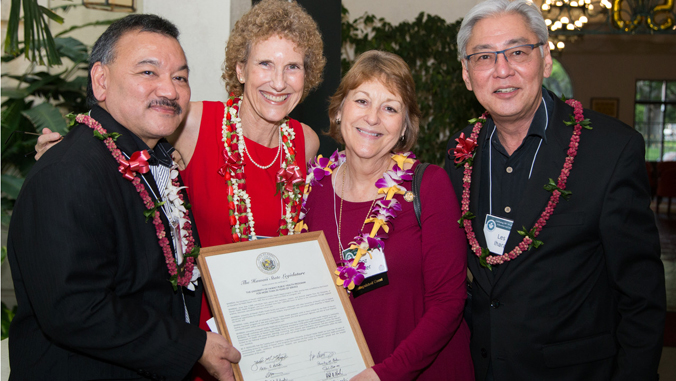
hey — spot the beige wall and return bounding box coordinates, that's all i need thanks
[556,34,676,127]
[343,0,479,25]
[143,0,232,102]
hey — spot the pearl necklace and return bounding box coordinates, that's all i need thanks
[243,131,282,169]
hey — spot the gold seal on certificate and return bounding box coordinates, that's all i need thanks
[256,252,279,274]
[198,231,373,381]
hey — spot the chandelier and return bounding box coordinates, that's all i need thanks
[540,0,675,50]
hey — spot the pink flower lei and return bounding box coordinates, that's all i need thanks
[219,94,303,242]
[76,114,199,290]
[298,151,417,290]
[453,99,591,269]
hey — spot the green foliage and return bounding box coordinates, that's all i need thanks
[1,301,17,340]
[2,10,92,230]
[3,0,65,66]
[1,247,13,340]
[543,59,573,99]
[341,7,483,164]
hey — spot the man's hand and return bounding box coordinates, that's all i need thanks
[198,332,241,381]
[35,128,63,160]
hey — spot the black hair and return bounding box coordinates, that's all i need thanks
[86,14,180,107]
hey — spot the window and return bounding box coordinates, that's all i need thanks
[634,80,676,161]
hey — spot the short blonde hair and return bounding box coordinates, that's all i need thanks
[328,50,420,152]
[223,0,326,101]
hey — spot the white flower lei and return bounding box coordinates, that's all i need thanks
[221,97,301,241]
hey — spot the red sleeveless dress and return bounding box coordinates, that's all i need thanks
[180,101,307,380]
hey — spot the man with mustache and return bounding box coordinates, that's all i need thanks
[445,0,665,380]
[7,14,240,380]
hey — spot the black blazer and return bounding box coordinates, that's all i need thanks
[445,93,665,381]
[8,106,206,381]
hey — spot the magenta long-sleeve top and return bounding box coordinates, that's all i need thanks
[303,162,474,381]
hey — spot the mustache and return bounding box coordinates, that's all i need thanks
[148,98,182,115]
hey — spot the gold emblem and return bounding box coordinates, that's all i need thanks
[404,191,415,202]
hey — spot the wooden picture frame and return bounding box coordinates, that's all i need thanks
[590,97,619,118]
[197,231,374,381]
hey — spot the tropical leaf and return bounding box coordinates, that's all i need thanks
[3,0,63,66]
[21,102,68,134]
[55,19,118,38]
[55,37,88,63]
[3,0,22,57]
[0,87,29,99]
[22,72,64,95]
[1,174,24,200]
[1,302,17,340]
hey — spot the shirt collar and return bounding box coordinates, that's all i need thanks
[90,105,174,168]
[483,87,554,143]
[131,134,175,168]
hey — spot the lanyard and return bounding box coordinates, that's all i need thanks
[488,96,549,215]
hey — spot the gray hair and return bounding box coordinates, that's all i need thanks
[457,0,548,61]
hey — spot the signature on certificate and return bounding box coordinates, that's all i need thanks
[250,353,289,372]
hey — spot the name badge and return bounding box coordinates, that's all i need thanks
[342,247,388,297]
[483,214,514,255]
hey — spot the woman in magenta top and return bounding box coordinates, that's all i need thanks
[301,51,473,380]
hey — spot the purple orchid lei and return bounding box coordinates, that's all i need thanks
[298,150,417,290]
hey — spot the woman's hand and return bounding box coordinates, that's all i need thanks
[35,128,63,160]
[350,368,380,381]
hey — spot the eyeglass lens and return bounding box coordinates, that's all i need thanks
[470,45,538,69]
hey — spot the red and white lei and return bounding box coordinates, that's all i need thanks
[76,114,199,290]
[452,98,591,269]
[219,94,303,242]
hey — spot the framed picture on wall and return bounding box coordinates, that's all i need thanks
[590,98,619,118]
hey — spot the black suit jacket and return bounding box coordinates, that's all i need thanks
[445,92,665,381]
[8,106,206,380]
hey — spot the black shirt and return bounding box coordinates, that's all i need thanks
[478,89,555,259]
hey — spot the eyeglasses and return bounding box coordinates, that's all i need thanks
[465,43,544,70]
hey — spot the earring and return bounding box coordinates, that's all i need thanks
[336,118,341,125]
[400,135,405,141]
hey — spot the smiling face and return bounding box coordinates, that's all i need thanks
[462,12,552,126]
[337,79,406,165]
[91,30,190,148]
[236,35,305,130]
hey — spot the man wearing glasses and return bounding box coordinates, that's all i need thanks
[445,0,665,380]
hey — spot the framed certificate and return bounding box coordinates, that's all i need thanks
[198,231,374,381]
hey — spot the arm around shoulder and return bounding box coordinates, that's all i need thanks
[302,123,320,162]
[169,100,203,169]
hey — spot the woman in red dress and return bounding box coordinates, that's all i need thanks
[173,1,325,379]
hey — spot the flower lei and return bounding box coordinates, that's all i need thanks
[219,94,303,242]
[298,151,417,290]
[76,114,199,290]
[452,99,591,269]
